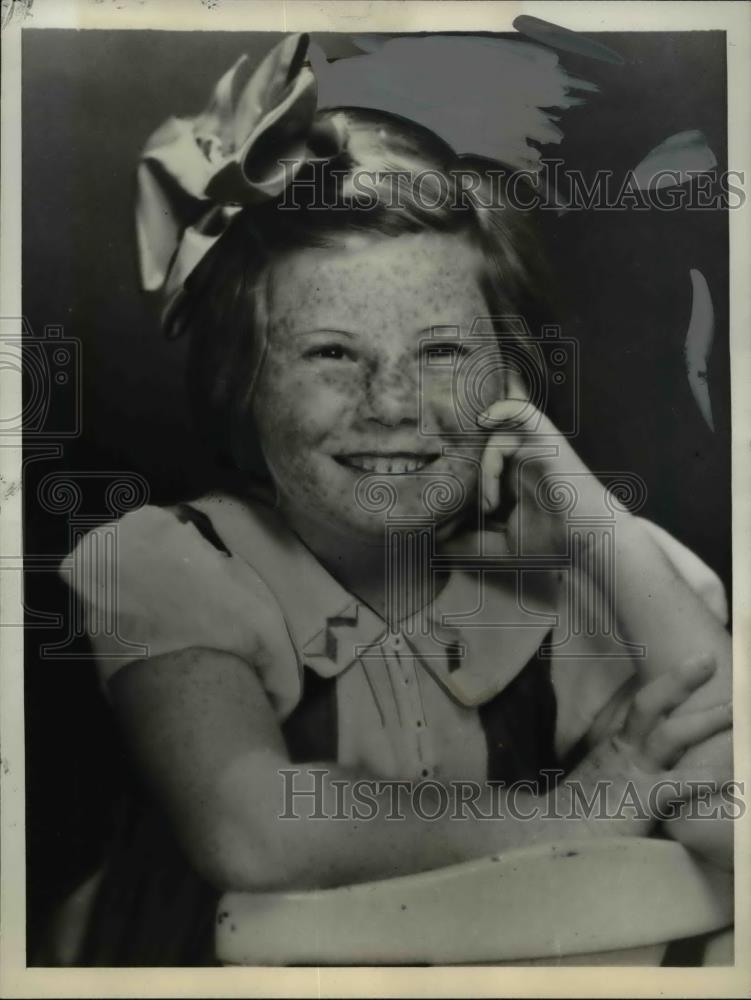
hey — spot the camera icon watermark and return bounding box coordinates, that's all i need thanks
[0,317,82,439]
[417,316,579,442]
[34,470,152,660]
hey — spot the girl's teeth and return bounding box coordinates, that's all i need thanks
[345,456,430,473]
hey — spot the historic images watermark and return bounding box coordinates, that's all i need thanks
[278,160,746,212]
[278,769,745,823]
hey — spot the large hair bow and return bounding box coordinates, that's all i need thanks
[136,33,322,321]
[136,32,596,331]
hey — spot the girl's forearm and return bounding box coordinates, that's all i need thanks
[211,758,657,892]
[582,513,731,711]
[111,650,651,893]
[214,763,568,891]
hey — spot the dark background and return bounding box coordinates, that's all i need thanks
[22,30,730,954]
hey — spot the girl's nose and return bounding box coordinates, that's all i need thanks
[363,362,418,428]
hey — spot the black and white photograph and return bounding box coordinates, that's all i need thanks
[1,1,750,995]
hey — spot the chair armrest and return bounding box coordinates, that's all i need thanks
[215,837,733,966]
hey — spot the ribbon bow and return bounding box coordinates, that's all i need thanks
[136,33,332,328]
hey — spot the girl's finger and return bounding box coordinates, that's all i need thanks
[480,440,504,513]
[622,656,716,744]
[480,433,523,513]
[476,397,537,430]
[506,369,529,402]
[645,702,733,769]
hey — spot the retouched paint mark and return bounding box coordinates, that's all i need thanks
[513,15,625,66]
[632,130,718,190]
[312,36,596,171]
[351,35,387,54]
[685,269,715,432]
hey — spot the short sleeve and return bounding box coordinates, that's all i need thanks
[58,504,301,715]
[552,516,729,757]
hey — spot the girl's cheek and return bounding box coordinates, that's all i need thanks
[307,367,363,412]
[258,366,364,450]
[421,373,464,432]
[424,362,506,432]
[294,377,362,443]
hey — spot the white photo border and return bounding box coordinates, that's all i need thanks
[1,2,749,997]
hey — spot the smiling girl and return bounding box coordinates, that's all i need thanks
[58,34,733,965]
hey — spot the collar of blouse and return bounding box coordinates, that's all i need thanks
[196,492,560,708]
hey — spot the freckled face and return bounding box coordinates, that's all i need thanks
[250,231,505,540]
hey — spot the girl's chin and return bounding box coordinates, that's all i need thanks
[338,478,474,523]
[334,499,477,542]
[281,465,479,539]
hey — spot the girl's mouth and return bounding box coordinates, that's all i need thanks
[334,453,439,475]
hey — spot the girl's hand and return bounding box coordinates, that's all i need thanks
[604,655,731,776]
[476,375,622,558]
[565,655,733,837]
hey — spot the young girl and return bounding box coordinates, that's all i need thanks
[59,34,733,965]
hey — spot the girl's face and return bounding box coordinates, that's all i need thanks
[250,230,506,541]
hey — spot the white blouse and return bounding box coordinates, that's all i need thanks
[59,491,728,784]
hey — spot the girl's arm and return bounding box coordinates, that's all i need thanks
[584,514,731,736]
[479,397,733,866]
[582,515,732,865]
[108,645,727,891]
[479,397,731,744]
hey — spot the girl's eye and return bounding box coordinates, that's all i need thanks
[305,344,352,361]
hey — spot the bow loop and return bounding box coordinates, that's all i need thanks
[136,33,320,303]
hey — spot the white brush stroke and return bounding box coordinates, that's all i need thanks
[632,130,718,190]
[685,268,715,432]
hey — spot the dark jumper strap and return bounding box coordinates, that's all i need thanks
[478,630,560,785]
[173,502,232,557]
